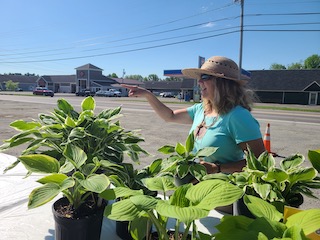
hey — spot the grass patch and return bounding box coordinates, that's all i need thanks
[253,105,320,113]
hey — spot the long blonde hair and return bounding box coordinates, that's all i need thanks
[203,77,257,115]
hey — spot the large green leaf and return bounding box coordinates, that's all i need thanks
[285,209,320,235]
[246,149,264,171]
[215,215,254,233]
[244,195,283,222]
[185,133,194,153]
[57,99,74,113]
[100,187,143,200]
[98,106,121,119]
[81,96,95,111]
[28,183,61,209]
[64,116,76,127]
[186,180,243,210]
[104,196,155,221]
[175,142,186,156]
[282,225,308,239]
[156,200,209,223]
[142,176,176,192]
[77,174,110,193]
[258,151,275,170]
[130,216,150,240]
[169,184,192,207]
[176,163,189,178]
[37,173,68,184]
[252,182,271,200]
[130,195,158,211]
[195,147,217,158]
[262,168,288,183]
[10,120,41,131]
[19,154,60,173]
[63,144,87,169]
[280,154,304,171]
[189,163,207,180]
[28,178,75,209]
[247,217,285,239]
[157,145,175,154]
[288,168,317,185]
[308,149,320,172]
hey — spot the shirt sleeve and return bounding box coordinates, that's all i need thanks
[187,103,202,120]
[227,107,262,144]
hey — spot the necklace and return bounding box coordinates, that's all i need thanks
[195,114,219,139]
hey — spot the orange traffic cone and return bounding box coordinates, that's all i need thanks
[263,123,271,153]
[263,123,279,157]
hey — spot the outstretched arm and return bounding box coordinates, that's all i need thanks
[122,84,192,124]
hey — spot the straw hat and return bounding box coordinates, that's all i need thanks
[182,56,250,84]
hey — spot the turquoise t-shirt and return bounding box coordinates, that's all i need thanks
[187,103,262,163]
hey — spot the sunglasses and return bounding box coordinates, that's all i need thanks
[199,74,214,81]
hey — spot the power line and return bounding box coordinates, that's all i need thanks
[1,28,319,64]
[0,11,319,57]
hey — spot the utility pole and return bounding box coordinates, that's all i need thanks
[234,0,244,80]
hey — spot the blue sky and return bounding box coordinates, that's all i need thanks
[1,0,319,78]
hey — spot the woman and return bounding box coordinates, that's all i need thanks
[122,56,265,174]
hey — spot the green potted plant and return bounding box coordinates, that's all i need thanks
[106,162,158,240]
[213,194,320,240]
[101,175,243,240]
[157,133,217,185]
[204,147,320,215]
[0,96,147,240]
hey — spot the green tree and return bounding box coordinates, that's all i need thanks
[304,54,320,69]
[164,77,182,82]
[108,73,118,78]
[147,74,160,81]
[125,74,144,81]
[4,80,19,91]
[287,62,303,70]
[270,63,286,70]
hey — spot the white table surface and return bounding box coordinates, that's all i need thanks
[0,153,224,240]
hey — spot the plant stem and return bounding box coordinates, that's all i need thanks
[147,211,169,240]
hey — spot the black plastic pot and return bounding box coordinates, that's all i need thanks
[116,221,132,240]
[174,173,195,186]
[233,197,255,219]
[53,197,106,240]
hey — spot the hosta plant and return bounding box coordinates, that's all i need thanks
[214,194,320,240]
[0,96,147,211]
[205,147,320,211]
[157,133,217,184]
[101,177,243,240]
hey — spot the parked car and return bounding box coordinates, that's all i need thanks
[160,92,175,98]
[15,88,23,92]
[95,90,110,97]
[33,87,54,97]
[95,89,121,97]
[75,89,95,97]
[107,89,121,97]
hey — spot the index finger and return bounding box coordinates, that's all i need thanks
[121,84,137,89]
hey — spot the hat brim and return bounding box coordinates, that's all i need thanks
[182,68,248,84]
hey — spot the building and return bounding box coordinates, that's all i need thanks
[248,69,320,105]
[1,65,319,105]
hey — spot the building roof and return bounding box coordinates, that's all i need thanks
[144,81,183,90]
[75,64,103,71]
[0,75,39,84]
[40,75,76,84]
[248,69,320,91]
[112,78,145,86]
